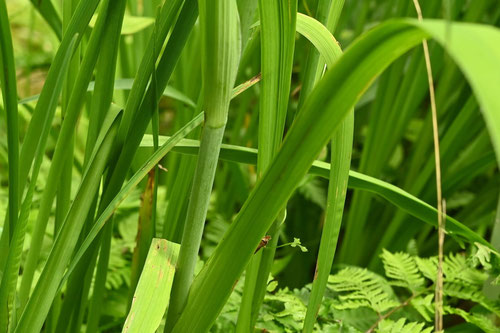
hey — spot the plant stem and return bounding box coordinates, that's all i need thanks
[165,0,239,328]
[411,0,444,330]
[165,124,226,329]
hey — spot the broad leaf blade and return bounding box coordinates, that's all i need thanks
[123,239,179,333]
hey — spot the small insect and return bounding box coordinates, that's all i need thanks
[254,235,271,254]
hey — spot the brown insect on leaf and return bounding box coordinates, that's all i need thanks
[254,235,271,254]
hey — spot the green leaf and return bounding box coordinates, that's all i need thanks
[327,267,399,313]
[409,20,500,166]
[296,13,342,69]
[140,136,490,248]
[296,11,353,333]
[0,31,78,331]
[377,318,433,333]
[123,239,179,333]
[444,307,498,333]
[290,238,308,253]
[28,0,62,39]
[0,0,20,266]
[238,1,297,331]
[19,0,118,310]
[380,249,425,293]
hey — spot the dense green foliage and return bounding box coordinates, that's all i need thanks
[213,247,500,332]
[0,0,499,332]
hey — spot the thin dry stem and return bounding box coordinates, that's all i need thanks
[411,0,445,330]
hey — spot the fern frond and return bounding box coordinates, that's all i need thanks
[416,253,488,287]
[381,249,425,293]
[444,253,488,286]
[445,282,500,316]
[415,256,437,282]
[377,318,433,333]
[410,294,434,322]
[469,242,500,270]
[327,267,399,314]
[444,306,499,333]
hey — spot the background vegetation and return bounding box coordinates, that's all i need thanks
[0,0,499,332]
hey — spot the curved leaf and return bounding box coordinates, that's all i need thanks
[140,135,488,247]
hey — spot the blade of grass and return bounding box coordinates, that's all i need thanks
[28,0,62,40]
[171,19,500,332]
[95,0,198,233]
[142,136,489,248]
[297,8,353,332]
[237,1,296,330]
[49,2,81,329]
[0,0,20,251]
[297,0,343,110]
[115,0,186,150]
[337,1,442,266]
[161,24,203,243]
[0,27,76,330]
[127,11,161,309]
[303,113,353,333]
[79,1,128,331]
[19,0,114,309]
[123,239,179,333]
[17,0,101,197]
[15,112,122,333]
[3,0,101,274]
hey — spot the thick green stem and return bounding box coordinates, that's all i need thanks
[165,124,225,330]
[166,1,239,328]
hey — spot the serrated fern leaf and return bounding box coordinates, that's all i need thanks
[377,318,433,333]
[410,294,434,322]
[381,249,425,293]
[444,307,499,333]
[415,256,438,281]
[327,267,399,313]
[444,282,500,316]
[444,253,488,286]
[416,253,488,287]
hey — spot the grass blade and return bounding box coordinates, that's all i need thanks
[28,0,62,39]
[17,0,100,194]
[142,135,490,248]
[0,0,20,253]
[15,112,122,333]
[297,9,352,332]
[19,0,115,308]
[238,1,296,330]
